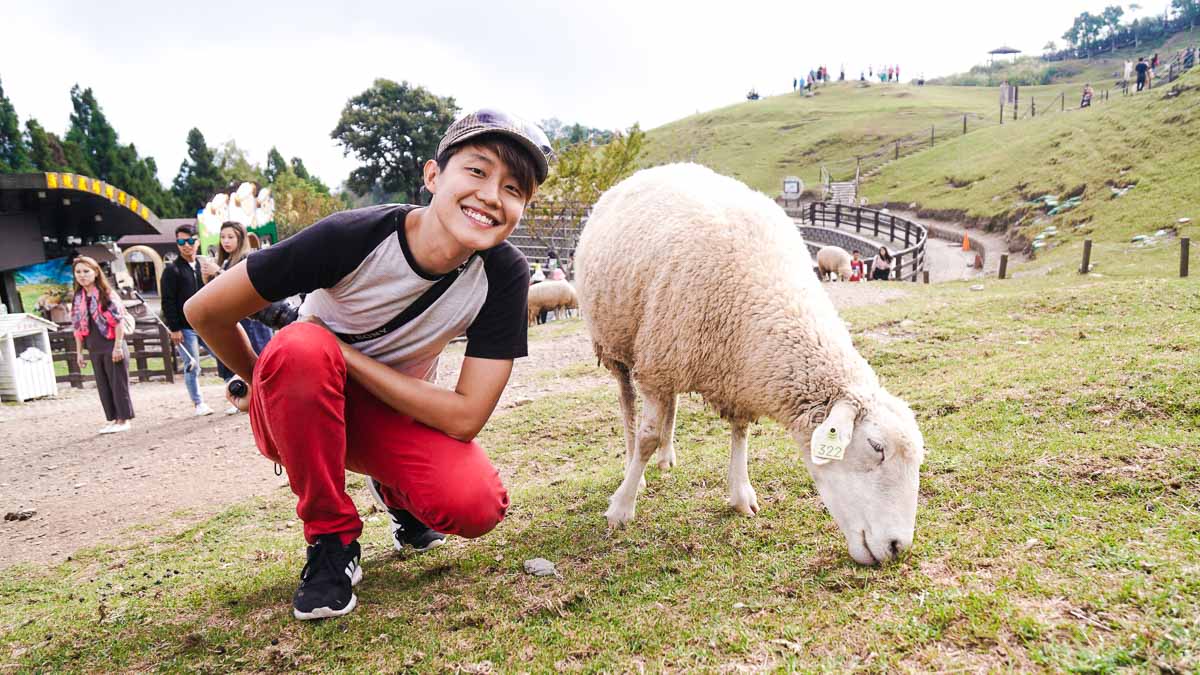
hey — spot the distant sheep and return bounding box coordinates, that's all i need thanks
[575,163,926,566]
[527,280,578,325]
[816,245,853,281]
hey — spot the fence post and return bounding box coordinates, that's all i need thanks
[1182,238,1191,278]
[1013,86,1019,120]
[930,125,935,146]
[894,141,899,160]
[895,253,903,280]
[998,253,1009,279]
[963,114,967,135]
[808,201,815,225]
[64,337,83,389]
[1032,97,1036,117]
[874,210,880,238]
[1080,239,1093,273]
[1061,92,1065,112]
[922,270,930,284]
[855,208,862,233]
[133,332,148,383]
[1000,103,1004,125]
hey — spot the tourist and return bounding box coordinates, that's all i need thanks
[1135,57,1149,92]
[186,109,553,621]
[160,224,214,416]
[71,256,134,433]
[205,220,274,414]
[1080,83,1094,108]
[871,246,893,281]
[849,250,865,282]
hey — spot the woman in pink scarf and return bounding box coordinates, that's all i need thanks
[71,256,135,433]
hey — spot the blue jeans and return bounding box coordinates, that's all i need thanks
[179,328,206,405]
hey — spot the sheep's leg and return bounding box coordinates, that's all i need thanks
[655,394,678,470]
[610,363,644,490]
[727,422,760,516]
[606,391,671,527]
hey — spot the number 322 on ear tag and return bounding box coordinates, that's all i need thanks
[811,428,847,465]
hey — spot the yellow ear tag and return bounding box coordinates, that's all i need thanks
[811,427,847,465]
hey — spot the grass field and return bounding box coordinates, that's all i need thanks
[3,246,1197,670]
[868,67,1200,250]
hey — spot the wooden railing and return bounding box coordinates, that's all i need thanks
[49,319,219,388]
[804,202,928,281]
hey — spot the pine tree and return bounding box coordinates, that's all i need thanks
[24,119,70,172]
[264,146,287,183]
[65,85,120,180]
[0,77,31,172]
[171,128,225,215]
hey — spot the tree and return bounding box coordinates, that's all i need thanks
[65,85,119,180]
[1042,40,1057,56]
[331,79,458,202]
[264,146,287,183]
[24,119,71,172]
[171,128,226,216]
[271,168,342,239]
[0,77,31,173]
[1172,0,1200,25]
[290,157,330,194]
[1102,5,1125,50]
[215,139,265,185]
[523,125,646,250]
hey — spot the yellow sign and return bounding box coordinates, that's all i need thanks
[105,185,114,200]
[63,174,74,189]
[129,197,139,211]
[117,191,126,206]
[46,173,59,189]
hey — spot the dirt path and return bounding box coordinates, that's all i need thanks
[0,289,895,570]
[887,209,1022,279]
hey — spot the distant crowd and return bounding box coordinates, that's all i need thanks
[793,64,903,92]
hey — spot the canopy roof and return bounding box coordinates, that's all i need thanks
[988,46,1022,54]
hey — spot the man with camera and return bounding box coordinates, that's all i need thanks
[160,223,216,416]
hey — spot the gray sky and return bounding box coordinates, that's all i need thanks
[1,1,1168,192]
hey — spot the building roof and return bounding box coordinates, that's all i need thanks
[988,46,1022,54]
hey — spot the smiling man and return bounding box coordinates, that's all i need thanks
[184,110,554,620]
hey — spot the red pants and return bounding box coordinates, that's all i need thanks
[249,323,509,545]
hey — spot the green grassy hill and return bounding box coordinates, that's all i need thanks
[868,66,1200,257]
[645,80,1095,192]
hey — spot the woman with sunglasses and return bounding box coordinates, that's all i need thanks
[71,256,135,433]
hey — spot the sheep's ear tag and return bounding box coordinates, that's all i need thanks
[811,426,848,465]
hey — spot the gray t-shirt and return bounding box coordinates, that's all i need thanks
[247,204,529,381]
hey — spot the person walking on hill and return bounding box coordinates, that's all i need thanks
[72,256,134,434]
[161,223,215,416]
[1135,57,1149,92]
[1080,83,1094,108]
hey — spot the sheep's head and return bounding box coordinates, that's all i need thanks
[794,391,924,566]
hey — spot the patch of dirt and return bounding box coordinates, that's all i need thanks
[0,284,908,570]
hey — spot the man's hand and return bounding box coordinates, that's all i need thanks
[225,377,252,412]
[170,330,183,345]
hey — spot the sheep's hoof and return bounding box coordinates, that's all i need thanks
[604,501,636,528]
[728,487,760,516]
[656,448,676,471]
[637,474,647,490]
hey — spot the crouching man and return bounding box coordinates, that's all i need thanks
[186,110,554,620]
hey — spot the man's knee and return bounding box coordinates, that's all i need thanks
[257,323,342,382]
[429,477,509,539]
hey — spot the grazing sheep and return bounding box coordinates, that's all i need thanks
[816,245,853,281]
[527,280,578,325]
[574,163,925,566]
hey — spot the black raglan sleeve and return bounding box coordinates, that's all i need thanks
[246,204,413,301]
[464,243,530,360]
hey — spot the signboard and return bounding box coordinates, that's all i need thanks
[782,176,804,195]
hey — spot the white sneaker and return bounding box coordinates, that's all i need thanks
[109,421,131,433]
[194,403,214,416]
[98,423,116,434]
[224,405,240,415]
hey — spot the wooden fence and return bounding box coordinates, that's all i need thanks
[49,319,219,388]
[803,202,928,282]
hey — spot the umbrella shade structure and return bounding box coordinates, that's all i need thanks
[988,46,1022,67]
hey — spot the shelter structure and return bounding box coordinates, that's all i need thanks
[988,46,1022,68]
[0,172,161,314]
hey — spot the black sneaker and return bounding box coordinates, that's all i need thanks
[292,534,362,620]
[366,477,447,553]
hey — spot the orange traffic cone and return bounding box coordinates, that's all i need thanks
[962,233,970,251]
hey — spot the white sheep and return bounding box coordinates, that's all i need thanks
[527,280,578,325]
[574,163,925,566]
[816,245,852,281]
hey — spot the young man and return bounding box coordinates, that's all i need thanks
[1136,57,1149,92]
[160,223,215,416]
[186,109,553,620]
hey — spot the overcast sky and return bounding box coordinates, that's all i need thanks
[1,1,1168,191]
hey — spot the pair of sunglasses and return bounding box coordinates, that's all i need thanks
[176,237,198,246]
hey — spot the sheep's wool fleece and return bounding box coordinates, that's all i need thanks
[576,163,877,426]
